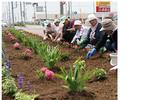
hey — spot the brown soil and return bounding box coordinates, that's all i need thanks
[2,30,117,100]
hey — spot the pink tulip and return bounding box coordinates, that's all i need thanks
[13,42,21,49]
[40,67,48,73]
[45,70,54,80]
[22,48,32,58]
[24,48,32,53]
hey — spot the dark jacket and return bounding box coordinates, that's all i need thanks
[62,22,76,43]
[80,23,104,48]
[95,29,117,51]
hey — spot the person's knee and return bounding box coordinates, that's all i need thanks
[111,42,117,51]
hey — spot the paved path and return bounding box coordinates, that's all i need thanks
[15,25,45,38]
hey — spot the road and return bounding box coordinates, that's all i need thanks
[15,25,45,38]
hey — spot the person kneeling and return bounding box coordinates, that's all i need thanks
[86,19,117,59]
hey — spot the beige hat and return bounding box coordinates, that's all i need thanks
[100,19,117,31]
[74,20,82,26]
[87,14,97,22]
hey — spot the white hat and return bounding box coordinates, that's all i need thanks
[87,14,97,22]
[74,20,82,26]
[100,19,117,31]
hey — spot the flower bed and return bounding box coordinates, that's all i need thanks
[2,29,117,100]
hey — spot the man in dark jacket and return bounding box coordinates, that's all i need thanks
[79,14,104,48]
[86,19,117,59]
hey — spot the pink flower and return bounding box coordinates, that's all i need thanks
[45,70,54,80]
[40,67,48,73]
[13,42,21,49]
[24,48,32,53]
[22,48,32,58]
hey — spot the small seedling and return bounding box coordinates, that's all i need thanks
[35,70,45,80]
[94,68,107,80]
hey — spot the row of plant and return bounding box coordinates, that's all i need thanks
[4,29,65,81]
[5,29,69,81]
[7,28,61,69]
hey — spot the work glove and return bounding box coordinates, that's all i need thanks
[86,48,96,59]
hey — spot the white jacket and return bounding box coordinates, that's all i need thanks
[71,26,89,44]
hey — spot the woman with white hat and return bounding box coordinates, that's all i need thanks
[71,20,89,45]
[86,19,117,59]
[79,14,104,49]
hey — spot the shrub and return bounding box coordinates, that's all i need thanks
[56,58,96,92]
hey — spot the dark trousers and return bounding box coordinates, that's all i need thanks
[63,32,76,43]
[105,40,117,52]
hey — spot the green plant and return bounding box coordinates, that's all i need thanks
[42,46,61,69]
[35,70,45,80]
[2,64,12,80]
[2,66,9,80]
[21,36,29,46]
[94,68,107,80]
[14,91,38,100]
[36,42,48,55]
[2,77,18,95]
[27,37,40,54]
[56,58,95,92]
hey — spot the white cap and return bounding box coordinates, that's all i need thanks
[74,20,82,26]
[87,14,97,22]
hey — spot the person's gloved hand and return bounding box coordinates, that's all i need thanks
[86,48,96,59]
